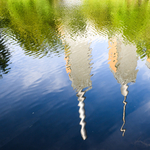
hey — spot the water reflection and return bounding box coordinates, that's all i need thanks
[0,0,150,61]
[108,37,138,136]
[146,57,150,69]
[120,84,128,136]
[1,0,150,149]
[77,90,87,140]
[0,0,65,58]
[0,34,11,77]
[60,0,83,6]
[65,37,92,140]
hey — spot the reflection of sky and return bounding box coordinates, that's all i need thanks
[1,37,150,150]
[0,42,74,111]
[90,38,108,74]
[137,59,150,81]
[0,39,76,148]
[1,42,69,91]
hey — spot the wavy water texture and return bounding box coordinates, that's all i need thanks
[0,0,150,59]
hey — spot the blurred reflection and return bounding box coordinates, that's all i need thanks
[0,0,150,61]
[77,90,87,140]
[108,37,138,136]
[0,34,11,77]
[0,0,64,58]
[65,38,92,140]
[84,0,150,61]
[146,57,150,69]
[120,84,128,136]
[60,0,82,6]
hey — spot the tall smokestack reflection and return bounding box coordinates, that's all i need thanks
[64,38,92,140]
[120,84,128,136]
[77,90,87,140]
[108,37,138,136]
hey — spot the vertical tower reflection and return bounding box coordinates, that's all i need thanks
[77,90,87,140]
[64,38,92,140]
[108,37,138,136]
[120,84,128,136]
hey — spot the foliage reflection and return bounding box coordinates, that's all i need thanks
[1,0,150,60]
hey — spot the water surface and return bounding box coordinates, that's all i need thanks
[1,0,150,150]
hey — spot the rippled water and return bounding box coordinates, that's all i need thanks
[1,0,150,149]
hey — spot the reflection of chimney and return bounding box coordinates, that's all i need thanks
[108,38,118,73]
[108,37,138,136]
[77,90,87,140]
[67,40,92,91]
[120,84,128,136]
[64,37,92,140]
[108,38,138,84]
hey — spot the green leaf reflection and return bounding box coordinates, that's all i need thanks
[1,0,150,59]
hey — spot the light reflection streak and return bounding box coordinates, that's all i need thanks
[120,96,127,136]
[77,90,87,140]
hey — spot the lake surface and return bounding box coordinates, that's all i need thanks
[1,0,150,149]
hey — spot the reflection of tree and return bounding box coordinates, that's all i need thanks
[57,1,87,38]
[83,0,150,60]
[1,0,150,59]
[64,9,86,36]
[136,43,150,59]
[0,34,11,76]
[0,0,65,58]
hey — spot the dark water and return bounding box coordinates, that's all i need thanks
[1,0,150,149]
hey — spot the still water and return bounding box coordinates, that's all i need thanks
[1,0,150,149]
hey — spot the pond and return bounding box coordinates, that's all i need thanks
[0,0,150,149]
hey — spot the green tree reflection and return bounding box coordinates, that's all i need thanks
[82,0,150,59]
[0,0,65,58]
[0,34,11,77]
[1,0,150,59]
